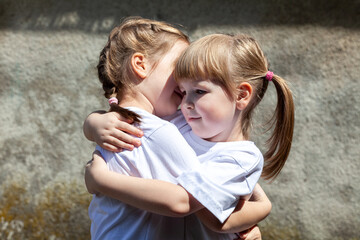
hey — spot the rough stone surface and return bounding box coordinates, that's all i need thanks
[0,1,359,239]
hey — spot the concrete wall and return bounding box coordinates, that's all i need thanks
[0,0,359,239]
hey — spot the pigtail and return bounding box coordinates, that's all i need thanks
[109,100,141,124]
[97,35,141,123]
[262,75,294,181]
[97,39,117,98]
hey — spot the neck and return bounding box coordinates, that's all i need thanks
[208,124,245,142]
[119,90,155,114]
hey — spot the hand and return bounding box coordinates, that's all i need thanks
[84,111,143,152]
[235,225,261,240]
[84,151,108,195]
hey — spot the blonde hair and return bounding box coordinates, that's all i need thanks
[97,16,189,122]
[175,34,295,181]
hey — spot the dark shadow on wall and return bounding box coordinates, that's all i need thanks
[0,0,359,33]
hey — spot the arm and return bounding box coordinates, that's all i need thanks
[83,111,143,151]
[195,184,271,233]
[84,115,269,233]
[85,151,203,217]
[86,152,270,231]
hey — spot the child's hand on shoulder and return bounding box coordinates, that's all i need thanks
[84,111,143,152]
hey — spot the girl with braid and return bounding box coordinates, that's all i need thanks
[85,17,279,240]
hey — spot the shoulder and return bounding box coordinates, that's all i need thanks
[134,114,194,153]
[139,117,200,171]
[123,108,194,154]
[213,142,263,172]
[131,109,178,138]
[95,145,116,161]
[144,118,183,140]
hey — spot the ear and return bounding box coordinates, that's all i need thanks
[131,53,148,79]
[236,82,253,110]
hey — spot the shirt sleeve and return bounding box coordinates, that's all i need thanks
[95,145,109,162]
[177,152,263,223]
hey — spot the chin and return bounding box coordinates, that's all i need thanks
[193,128,217,141]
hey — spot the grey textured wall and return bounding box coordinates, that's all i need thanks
[0,0,359,239]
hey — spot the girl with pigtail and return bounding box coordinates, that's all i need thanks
[85,17,272,240]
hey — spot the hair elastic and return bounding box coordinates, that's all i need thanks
[108,97,118,105]
[265,71,274,81]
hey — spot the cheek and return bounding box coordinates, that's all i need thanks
[197,101,219,118]
[200,100,235,122]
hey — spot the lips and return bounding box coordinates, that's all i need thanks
[187,116,201,122]
[181,107,201,123]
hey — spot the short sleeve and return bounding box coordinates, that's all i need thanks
[177,153,263,223]
[95,145,109,161]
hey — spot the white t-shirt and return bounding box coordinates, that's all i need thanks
[89,109,263,240]
[172,111,263,239]
[89,107,200,240]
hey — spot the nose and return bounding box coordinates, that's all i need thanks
[182,95,194,110]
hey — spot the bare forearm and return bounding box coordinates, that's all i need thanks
[197,199,270,233]
[89,168,202,217]
[224,199,271,232]
[196,183,272,233]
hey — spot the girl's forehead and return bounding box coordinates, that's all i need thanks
[178,78,214,87]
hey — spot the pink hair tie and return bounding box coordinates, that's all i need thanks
[265,71,274,81]
[108,97,118,105]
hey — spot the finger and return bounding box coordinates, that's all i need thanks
[102,142,124,152]
[234,233,246,240]
[110,131,142,147]
[115,121,143,137]
[107,136,137,151]
[241,226,261,240]
[236,232,248,239]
